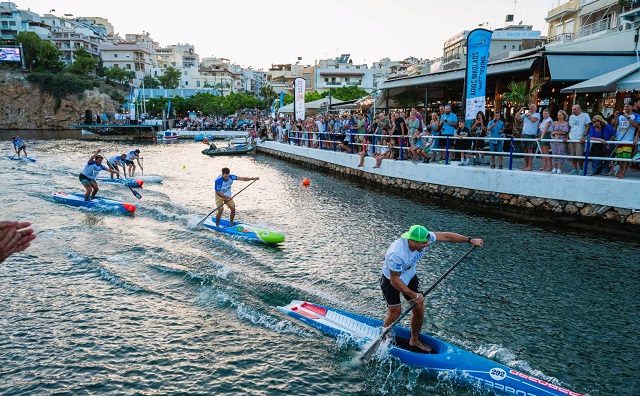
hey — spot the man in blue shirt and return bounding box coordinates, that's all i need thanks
[440,105,458,161]
[487,113,505,169]
[214,167,259,227]
[12,136,28,159]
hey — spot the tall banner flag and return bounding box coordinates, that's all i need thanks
[464,28,492,122]
[294,77,305,122]
[279,91,285,112]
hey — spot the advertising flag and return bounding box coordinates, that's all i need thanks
[464,29,492,122]
[294,77,305,122]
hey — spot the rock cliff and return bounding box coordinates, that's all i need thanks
[0,70,120,130]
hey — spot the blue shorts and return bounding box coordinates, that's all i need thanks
[489,141,504,153]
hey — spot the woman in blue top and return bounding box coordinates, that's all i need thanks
[79,149,117,201]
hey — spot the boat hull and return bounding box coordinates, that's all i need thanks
[134,175,163,183]
[201,145,255,156]
[277,301,582,396]
[199,217,284,244]
[52,192,136,213]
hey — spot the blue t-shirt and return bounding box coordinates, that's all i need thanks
[440,113,458,136]
[81,160,107,180]
[13,138,25,149]
[487,120,505,143]
[214,174,238,197]
[125,150,139,161]
[588,124,615,141]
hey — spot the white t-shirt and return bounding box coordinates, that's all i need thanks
[568,112,591,140]
[381,234,437,285]
[615,114,639,142]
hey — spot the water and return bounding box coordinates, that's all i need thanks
[1,135,639,395]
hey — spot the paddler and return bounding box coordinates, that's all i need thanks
[79,149,117,201]
[106,154,126,179]
[12,135,28,159]
[214,167,259,227]
[380,225,484,352]
[124,149,143,177]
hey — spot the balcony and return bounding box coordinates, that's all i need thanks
[578,17,614,38]
[546,32,574,44]
[620,0,640,21]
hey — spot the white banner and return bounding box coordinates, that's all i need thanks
[294,77,305,122]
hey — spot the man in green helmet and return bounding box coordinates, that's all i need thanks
[380,225,484,352]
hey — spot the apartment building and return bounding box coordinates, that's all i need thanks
[314,54,374,93]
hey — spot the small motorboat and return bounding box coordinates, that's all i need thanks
[201,138,255,156]
[157,130,180,141]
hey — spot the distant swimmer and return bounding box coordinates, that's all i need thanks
[106,154,126,179]
[214,167,259,227]
[79,149,117,201]
[12,136,28,158]
[124,149,143,177]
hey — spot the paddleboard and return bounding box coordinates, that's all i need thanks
[52,192,136,214]
[96,178,143,188]
[199,217,284,244]
[134,175,163,183]
[278,301,583,396]
[7,156,36,162]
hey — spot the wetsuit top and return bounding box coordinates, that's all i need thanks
[107,155,123,165]
[13,138,24,149]
[125,151,139,161]
[81,160,107,180]
[381,233,437,285]
[214,174,238,197]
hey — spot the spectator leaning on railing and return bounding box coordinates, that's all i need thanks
[587,115,616,176]
[515,104,540,171]
[611,103,640,179]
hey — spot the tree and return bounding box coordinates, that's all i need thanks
[67,47,97,76]
[502,81,545,108]
[15,32,64,73]
[143,75,160,89]
[304,91,323,102]
[103,66,129,85]
[329,85,369,101]
[282,93,293,106]
[157,66,181,89]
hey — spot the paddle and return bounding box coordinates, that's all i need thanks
[360,245,477,363]
[104,152,141,200]
[196,179,257,227]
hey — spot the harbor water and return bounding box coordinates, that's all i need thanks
[1,134,638,395]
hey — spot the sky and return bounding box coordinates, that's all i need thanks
[16,0,555,70]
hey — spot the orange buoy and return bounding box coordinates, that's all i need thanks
[302,179,310,186]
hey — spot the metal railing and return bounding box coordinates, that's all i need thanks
[264,131,636,177]
[578,17,613,38]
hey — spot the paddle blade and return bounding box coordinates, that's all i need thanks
[129,186,142,200]
[360,337,383,363]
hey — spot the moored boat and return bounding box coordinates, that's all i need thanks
[52,192,136,214]
[201,143,255,156]
[157,130,180,141]
[278,300,583,396]
[198,217,284,244]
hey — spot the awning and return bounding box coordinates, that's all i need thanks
[560,62,640,93]
[617,69,640,91]
[278,97,344,114]
[547,54,638,82]
[379,56,537,90]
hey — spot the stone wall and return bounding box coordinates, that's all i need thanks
[0,70,119,130]
[257,146,640,234]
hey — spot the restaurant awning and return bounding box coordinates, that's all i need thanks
[560,62,640,93]
[379,56,537,90]
[546,54,638,82]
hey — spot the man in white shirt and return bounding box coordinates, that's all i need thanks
[515,104,540,171]
[380,225,484,352]
[568,105,592,175]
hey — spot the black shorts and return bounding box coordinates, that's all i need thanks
[79,174,94,184]
[380,274,422,306]
[458,139,472,151]
[124,160,134,165]
[107,161,119,170]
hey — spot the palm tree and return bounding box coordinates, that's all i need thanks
[502,81,545,108]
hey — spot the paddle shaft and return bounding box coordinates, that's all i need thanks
[196,179,257,227]
[361,245,477,363]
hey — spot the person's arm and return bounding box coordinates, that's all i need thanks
[236,176,259,182]
[0,221,36,263]
[88,149,101,164]
[389,271,424,303]
[433,232,483,247]
[627,113,639,128]
[515,108,524,121]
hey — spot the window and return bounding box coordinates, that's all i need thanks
[503,45,507,49]
[512,45,516,49]
[185,81,188,86]
[324,78,328,82]
[154,71,157,76]
[126,64,131,70]
[114,54,118,58]
[114,64,119,68]
[197,81,200,87]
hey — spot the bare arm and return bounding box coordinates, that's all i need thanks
[433,232,484,247]
[389,271,424,303]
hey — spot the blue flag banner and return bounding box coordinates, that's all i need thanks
[167,99,172,116]
[465,29,492,121]
[279,91,284,110]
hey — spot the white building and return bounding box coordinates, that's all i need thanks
[0,2,50,40]
[314,54,374,92]
[99,41,153,85]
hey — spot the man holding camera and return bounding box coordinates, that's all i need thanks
[515,104,540,171]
